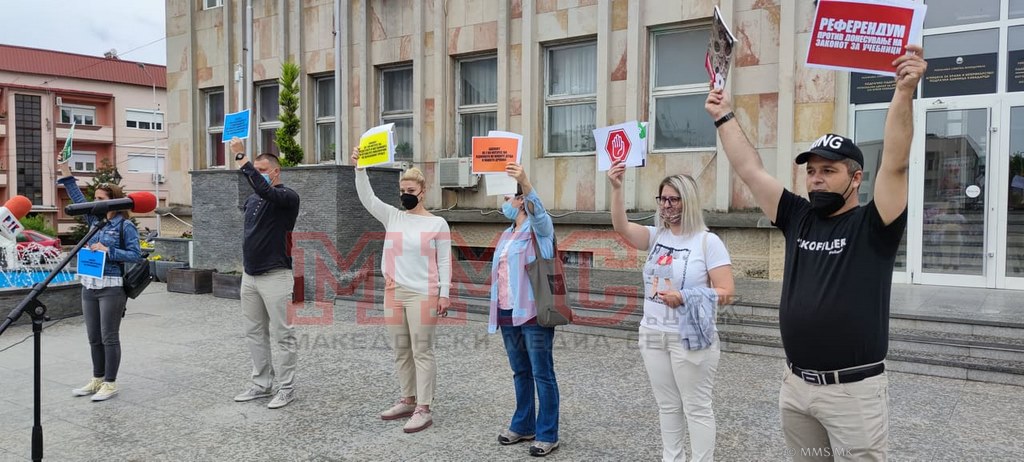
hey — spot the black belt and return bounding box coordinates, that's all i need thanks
[788,361,885,385]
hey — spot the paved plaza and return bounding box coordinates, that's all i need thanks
[1,283,1023,461]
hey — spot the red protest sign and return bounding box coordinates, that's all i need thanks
[806,0,926,77]
[605,129,631,164]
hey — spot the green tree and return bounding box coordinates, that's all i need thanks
[275,61,304,167]
[20,213,57,237]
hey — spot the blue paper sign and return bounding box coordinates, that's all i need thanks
[222,109,252,142]
[77,249,106,279]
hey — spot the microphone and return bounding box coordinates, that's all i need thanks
[0,196,32,242]
[64,191,158,217]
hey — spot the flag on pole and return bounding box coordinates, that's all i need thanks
[58,122,75,164]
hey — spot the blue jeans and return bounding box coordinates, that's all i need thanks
[498,309,559,443]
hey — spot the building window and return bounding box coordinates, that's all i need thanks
[457,56,498,158]
[15,94,43,204]
[203,0,223,9]
[545,42,597,155]
[126,153,165,174]
[650,28,716,150]
[256,82,281,157]
[380,66,414,160]
[60,104,96,125]
[126,109,164,131]
[315,76,335,163]
[205,89,225,167]
[71,151,97,173]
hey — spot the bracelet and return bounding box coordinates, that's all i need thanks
[714,112,735,128]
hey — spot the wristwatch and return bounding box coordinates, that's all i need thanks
[714,112,735,128]
[235,152,245,161]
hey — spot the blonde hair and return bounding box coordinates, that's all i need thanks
[400,167,427,192]
[654,174,706,237]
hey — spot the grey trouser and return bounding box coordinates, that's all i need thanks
[82,286,127,382]
[241,269,298,391]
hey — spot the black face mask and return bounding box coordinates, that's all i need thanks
[808,177,855,217]
[400,193,420,210]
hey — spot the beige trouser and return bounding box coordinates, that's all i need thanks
[639,326,721,462]
[240,268,297,391]
[779,366,889,461]
[384,283,439,406]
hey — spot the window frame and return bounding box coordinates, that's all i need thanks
[456,55,499,158]
[70,150,97,173]
[125,108,164,131]
[204,89,225,167]
[60,104,96,126]
[379,65,415,160]
[203,0,223,10]
[314,75,336,163]
[255,81,282,157]
[126,153,166,174]
[543,41,598,157]
[648,26,717,153]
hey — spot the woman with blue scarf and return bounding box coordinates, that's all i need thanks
[488,162,560,457]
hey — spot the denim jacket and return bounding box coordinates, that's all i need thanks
[57,175,143,277]
[487,190,555,333]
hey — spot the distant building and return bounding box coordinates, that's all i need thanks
[0,44,168,236]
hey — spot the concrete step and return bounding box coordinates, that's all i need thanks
[337,276,1024,385]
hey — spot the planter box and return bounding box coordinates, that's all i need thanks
[167,268,215,294]
[154,261,188,282]
[213,272,242,299]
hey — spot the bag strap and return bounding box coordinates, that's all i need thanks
[524,198,557,259]
[703,231,713,289]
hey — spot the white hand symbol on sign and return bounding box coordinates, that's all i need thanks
[611,133,626,162]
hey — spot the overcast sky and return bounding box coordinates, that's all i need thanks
[0,0,166,65]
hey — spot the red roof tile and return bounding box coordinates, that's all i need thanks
[0,44,166,88]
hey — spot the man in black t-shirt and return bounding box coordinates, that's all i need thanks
[705,46,927,460]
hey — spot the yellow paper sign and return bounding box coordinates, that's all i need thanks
[358,123,395,168]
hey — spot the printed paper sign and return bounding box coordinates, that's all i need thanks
[593,121,648,171]
[706,6,737,89]
[77,249,106,279]
[482,130,525,196]
[806,0,927,77]
[357,123,396,168]
[221,110,251,142]
[472,136,520,174]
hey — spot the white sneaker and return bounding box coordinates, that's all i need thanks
[234,385,272,402]
[403,408,433,433]
[267,389,295,409]
[72,378,103,397]
[91,382,118,402]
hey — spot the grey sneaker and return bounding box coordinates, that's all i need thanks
[233,385,272,402]
[267,389,295,409]
[72,378,103,397]
[380,399,416,421]
[498,429,536,445]
[529,441,559,457]
[402,407,433,433]
[90,382,118,402]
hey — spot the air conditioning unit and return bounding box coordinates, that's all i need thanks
[151,173,165,184]
[438,157,478,189]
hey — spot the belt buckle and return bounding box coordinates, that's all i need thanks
[800,370,824,384]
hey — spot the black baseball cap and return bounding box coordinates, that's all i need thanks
[795,133,864,168]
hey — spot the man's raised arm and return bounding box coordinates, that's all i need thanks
[874,44,927,225]
[706,89,785,222]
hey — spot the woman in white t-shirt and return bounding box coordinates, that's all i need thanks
[607,161,734,462]
[352,148,452,434]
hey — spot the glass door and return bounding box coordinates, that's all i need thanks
[997,101,1024,288]
[912,100,999,287]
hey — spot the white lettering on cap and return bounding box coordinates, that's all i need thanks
[811,134,846,150]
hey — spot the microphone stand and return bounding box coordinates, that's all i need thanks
[0,215,111,462]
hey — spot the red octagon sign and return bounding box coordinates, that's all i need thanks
[605,128,631,163]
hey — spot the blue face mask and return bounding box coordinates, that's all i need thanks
[261,173,272,185]
[501,202,520,221]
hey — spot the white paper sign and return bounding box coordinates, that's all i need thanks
[483,130,525,196]
[593,121,647,171]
